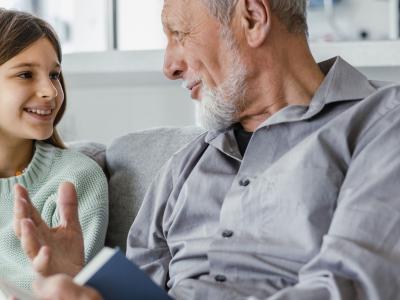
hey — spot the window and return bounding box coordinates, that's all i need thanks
[0,0,109,53]
[117,0,166,50]
[1,0,398,52]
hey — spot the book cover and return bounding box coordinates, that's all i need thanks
[74,247,172,300]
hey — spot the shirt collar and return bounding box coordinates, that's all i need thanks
[313,56,376,107]
[205,56,377,144]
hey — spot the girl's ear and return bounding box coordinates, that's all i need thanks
[238,0,271,48]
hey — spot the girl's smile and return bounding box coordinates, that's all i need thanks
[0,37,64,143]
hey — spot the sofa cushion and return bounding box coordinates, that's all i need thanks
[105,126,205,252]
[67,141,107,175]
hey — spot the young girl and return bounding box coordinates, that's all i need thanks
[0,9,108,289]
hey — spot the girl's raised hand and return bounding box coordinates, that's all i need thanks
[13,182,85,277]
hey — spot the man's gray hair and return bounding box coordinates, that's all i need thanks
[201,0,308,34]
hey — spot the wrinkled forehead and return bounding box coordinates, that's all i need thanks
[161,1,171,29]
[162,0,202,29]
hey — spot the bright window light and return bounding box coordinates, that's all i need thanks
[117,0,166,50]
[0,0,108,53]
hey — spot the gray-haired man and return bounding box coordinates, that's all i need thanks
[15,0,400,299]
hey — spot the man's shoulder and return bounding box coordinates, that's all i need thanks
[339,82,400,149]
[361,81,400,114]
[368,79,399,90]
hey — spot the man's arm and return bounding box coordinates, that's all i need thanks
[266,95,400,299]
[126,160,174,288]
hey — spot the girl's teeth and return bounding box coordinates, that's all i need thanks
[26,108,52,115]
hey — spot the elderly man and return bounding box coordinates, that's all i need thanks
[14,0,400,299]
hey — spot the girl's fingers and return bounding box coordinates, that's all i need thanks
[13,195,30,238]
[57,182,81,231]
[14,184,47,228]
[20,218,42,260]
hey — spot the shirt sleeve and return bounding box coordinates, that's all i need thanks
[126,160,174,289]
[170,104,400,300]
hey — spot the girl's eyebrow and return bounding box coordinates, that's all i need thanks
[10,62,61,69]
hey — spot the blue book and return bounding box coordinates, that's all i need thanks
[74,247,172,300]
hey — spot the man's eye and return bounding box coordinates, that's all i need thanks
[173,31,186,41]
[17,72,32,79]
[50,72,61,80]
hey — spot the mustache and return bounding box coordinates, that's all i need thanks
[181,75,203,90]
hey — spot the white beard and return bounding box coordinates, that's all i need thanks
[196,30,248,131]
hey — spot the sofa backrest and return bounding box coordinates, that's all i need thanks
[105,126,205,252]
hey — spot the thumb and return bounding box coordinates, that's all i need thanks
[58,182,80,229]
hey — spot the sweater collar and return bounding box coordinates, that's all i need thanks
[0,141,56,195]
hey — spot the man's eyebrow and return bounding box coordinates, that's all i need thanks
[10,62,61,69]
[161,7,168,26]
[161,19,169,30]
[161,7,179,32]
[163,19,183,33]
[161,13,172,31]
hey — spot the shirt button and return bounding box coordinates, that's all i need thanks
[239,179,250,186]
[222,230,234,238]
[214,275,227,282]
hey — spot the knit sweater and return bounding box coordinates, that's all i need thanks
[0,141,109,289]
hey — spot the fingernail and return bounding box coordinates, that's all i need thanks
[18,197,30,205]
[15,197,27,208]
[22,218,33,225]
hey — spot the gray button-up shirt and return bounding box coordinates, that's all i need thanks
[126,57,400,299]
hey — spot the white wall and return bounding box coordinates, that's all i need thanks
[360,67,400,83]
[58,50,197,145]
[59,82,196,145]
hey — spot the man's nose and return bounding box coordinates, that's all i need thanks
[163,44,186,80]
[36,78,58,100]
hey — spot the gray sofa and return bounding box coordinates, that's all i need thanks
[71,126,205,253]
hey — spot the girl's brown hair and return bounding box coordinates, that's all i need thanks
[0,8,66,148]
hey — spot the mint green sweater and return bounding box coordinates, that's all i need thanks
[0,141,109,289]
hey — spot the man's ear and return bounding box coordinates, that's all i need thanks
[238,0,271,48]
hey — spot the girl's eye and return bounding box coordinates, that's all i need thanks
[17,72,32,79]
[50,72,61,80]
